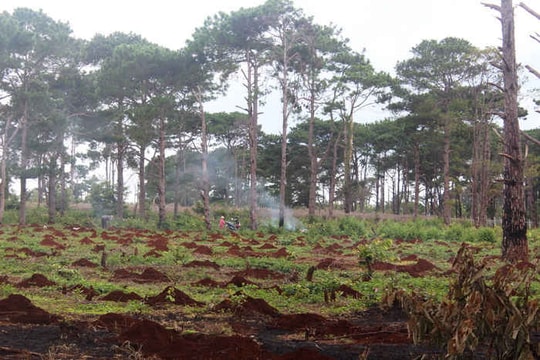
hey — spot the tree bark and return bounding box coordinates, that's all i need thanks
[137,145,146,219]
[327,130,341,219]
[247,54,259,230]
[157,116,168,229]
[19,101,29,225]
[343,117,354,213]
[442,119,451,225]
[47,157,57,224]
[500,0,528,262]
[115,144,125,220]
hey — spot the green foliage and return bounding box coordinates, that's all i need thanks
[88,181,116,217]
[356,238,394,264]
[377,219,444,241]
[173,210,206,230]
[475,227,496,243]
[304,216,367,241]
[337,216,366,237]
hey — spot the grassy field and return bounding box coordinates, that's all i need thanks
[0,212,539,358]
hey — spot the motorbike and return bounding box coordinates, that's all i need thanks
[225,217,240,231]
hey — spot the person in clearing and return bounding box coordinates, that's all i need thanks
[219,216,226,229]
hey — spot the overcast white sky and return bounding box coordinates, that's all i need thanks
[1,0,539,132]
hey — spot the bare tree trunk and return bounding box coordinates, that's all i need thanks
[197,95,211,231]
[442,119,451,225]
[137,145,146,219]
[247,56,259,230]
[116,145,124,220]
[47,158,56,224]
[471,119,481,227]
[278,56,289,229]
[157,116,168,229]
[0,145,6,224]
[499,0,528,262]
[343,117,354,213]
[174,151,181,218]
[307,93,317,216]
[59,151,66,217]
[327,130,342,219]
[0,115,18,224]
[19,102,29,225]
[413,143,420,219]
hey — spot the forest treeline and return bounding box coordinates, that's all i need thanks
[0,1,538,229]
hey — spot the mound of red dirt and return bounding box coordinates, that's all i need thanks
[225,275,258,287]
[192,277,221,287]
[100,290,143,302]
[271,313,327,330]
[17,273,56,288]
[119,318,262,359]
[62,284,99,300]
[111,267,170,283]
[94,312,140,332]
[184,259,220,270]
[214,295,280,317]
[233,268,287,280]
[0,294,59,324]
[39,237,66,250]
[146,286,204,307]
[193,245,213,255]
[71,258,98,267]
[372,258,439,277]
[147,236,169,251]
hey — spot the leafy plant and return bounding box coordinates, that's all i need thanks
[383,243,540,359]
[357,238,393,277]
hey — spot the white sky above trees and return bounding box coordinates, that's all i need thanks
[1,0,539,132]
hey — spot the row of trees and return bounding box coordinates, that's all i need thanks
[0,1,537,259]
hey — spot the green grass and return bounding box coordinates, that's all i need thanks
[0,215,535,321]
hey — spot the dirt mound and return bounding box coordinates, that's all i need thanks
[193,245,213,255]
[146,286,204,307]
[79,236,95,244]
[6,247,47,258]
[63,284,99,300]
[71,258,98,267]
[372,258,439,277]
[234,268,287,280]
[40,237,66,250]
[119,318,262,359]
[112,267,170,283]
[192,277,221,287]
[0,294,59,324]
[184,259,220,270]
[225,275,258,287]
[94,312,140,332]
[17,273,56,288]
[214,295,280,317]
[100,290,143,302]
[147,235,169,251]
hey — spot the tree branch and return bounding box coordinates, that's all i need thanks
[525,64,540,79]
[487,81,505,92]
[519,2,540,20]
[498,152,515,161]
[482,2,501,12]
[521,130,540,147]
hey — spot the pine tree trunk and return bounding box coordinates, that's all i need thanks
[137,145,146,219]
[19,102,29,225]
[247,56,259,230]
[500,0,528,262]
